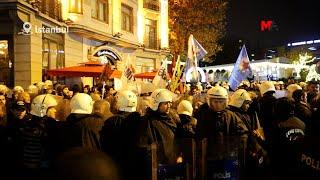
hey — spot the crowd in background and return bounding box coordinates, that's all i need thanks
[0,78,319,180]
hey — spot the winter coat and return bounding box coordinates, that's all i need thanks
[229,106,269,179]
[228,106,258,132]
[137,108,177,165]
[294,102,313,126]
[100,111,141,179]
[273,116,305,178]
[60,113,104,151]
[175,114,196,138]
[17,116,48,168]
[296,134,320,179]
[194,103,248,140]
[257,94,277,141]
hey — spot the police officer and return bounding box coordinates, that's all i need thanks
[100,90,140,179]
[195,85,248,140]
[273,97,305,179]
[176,100,197,138]
[135,89,177,179]
[229,89,268,179]
[137,89,177,163]
[195,86,248,179]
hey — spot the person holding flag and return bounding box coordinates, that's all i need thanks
[228,45,253,91]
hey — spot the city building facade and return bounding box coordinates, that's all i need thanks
[0,0,169,88]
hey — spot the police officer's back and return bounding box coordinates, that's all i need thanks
[100,90,141,179]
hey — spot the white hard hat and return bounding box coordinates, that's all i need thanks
[206,86,228,99]
[44,80,53,86]
[116,90,137,112]
[239,80,250,87]
[70,93,93,114]
[0,85,9,95]
[13,86,24,93]
[27,85,39,94]
[36,82,45,91]
[177,100,193,116]
[286,84,302,99]
[229,89,251,108]
[259,81,275,95]
[30,94,58,117]
[149,89,173,111]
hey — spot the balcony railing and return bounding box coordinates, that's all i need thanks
[26,0,62,21]
[143,0,159,11]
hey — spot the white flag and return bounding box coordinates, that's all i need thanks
[152,58,168,89]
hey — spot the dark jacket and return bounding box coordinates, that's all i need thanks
[60,113,104,151]
[194,103,248,140]
[273,116,305,178]
[228,106,258,132]
[176,114,196,138]
[18,116,48,168]
[101,111,141,166]
[137,108,177,165]
[101,111,141,154]
[257,93,277,143]
[294,102,313,126]
[100,111,141,179]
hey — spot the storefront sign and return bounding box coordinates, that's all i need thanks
[94,49,119,60]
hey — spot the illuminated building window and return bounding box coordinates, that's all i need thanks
[0,39,13,87]
[42,32,65,81]
[143,0,159,11]
[40,0,61,20]
[69,0,82,14]
[91,0,108,22]
[121,4,133,33]
[144,19,157,49]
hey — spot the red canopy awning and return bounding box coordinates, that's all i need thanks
[47,62,122,79]
[134,71,157,79]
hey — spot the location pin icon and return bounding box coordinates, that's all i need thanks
[23,22,32,34]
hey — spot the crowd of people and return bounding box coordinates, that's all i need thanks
[0,78,319,180]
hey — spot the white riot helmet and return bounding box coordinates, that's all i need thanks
[206,86,228,100]
[30,94,58,117]
[206,86,229,111]
[36,82,45,91]
[44,80,53,87]
[70,93,93,114]
[0,85,9,95]
[259,81,275,96]
[27,85,39,94]
[286,84,302,99]
[149,89,173,111]
[177,100,193,116]
[116,90,137,112]
[13,86,24,93]
[229,89,251,108]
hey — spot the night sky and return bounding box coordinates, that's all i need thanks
[212,0,320,64]
[228,0,320,48]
